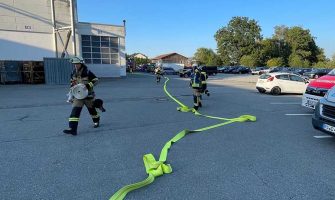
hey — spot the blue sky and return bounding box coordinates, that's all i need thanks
[77,0,335,59]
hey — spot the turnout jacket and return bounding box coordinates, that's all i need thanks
[190,69,202,89]
[71,65,98,98]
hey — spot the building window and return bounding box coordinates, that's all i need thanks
[81,35,119,64]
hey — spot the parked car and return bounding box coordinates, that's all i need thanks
[269,67,285,73]
[313,85,335,136]
[179,68,192,77]
[251,67,269,75]
[223,66,238,73]
[294,68,313,75]
[218,66,228,73]
[232,66,251,74]
[301,69,335,109]
[200,66,218,75]
[163,67,177,75]
[256,72,309,95]
[303,68,331,79]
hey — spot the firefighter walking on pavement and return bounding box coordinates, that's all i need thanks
[190,64,203,110]
[63,56,101,136]
[200,67,210,97]
[154,63,164,83]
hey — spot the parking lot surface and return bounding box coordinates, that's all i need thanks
[1,73,335,200]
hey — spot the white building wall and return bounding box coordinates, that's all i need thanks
[0,31,54,60]
[0,0,53,33]
[77,22,126,77]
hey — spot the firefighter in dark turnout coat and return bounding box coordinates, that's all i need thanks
[190,65,202,110]
[63,57,100,136]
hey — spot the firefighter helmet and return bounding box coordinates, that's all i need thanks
[70,56,84,64]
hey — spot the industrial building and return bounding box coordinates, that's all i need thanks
[0,0,126,78]
[151,52,189,71]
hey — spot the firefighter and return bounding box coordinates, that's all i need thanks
[200,67,210,96]
[190,64,202,110]
[63,56,100,136]
[154,63,163,83]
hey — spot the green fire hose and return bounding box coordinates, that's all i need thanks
[109,77,256,200]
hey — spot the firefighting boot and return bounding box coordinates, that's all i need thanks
[93,117,100,128]
[199,101,202,108]
[63,128,77,136]
[63,120,78,135]
[193,105,199,110]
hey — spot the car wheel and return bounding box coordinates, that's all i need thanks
[257,89,266,94]
[271,86,281,95]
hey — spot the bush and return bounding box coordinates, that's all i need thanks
[267,57,285,67]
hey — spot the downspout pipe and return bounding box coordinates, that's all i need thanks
[50,0,58,57]
[69,0,77,56]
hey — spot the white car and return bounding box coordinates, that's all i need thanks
[256,72,309,95]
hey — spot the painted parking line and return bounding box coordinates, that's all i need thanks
[285,114,313,116]
[270,102,301,105]
[314,135,333,139]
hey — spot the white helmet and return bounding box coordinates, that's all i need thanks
[70,56,84,64]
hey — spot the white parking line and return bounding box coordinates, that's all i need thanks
[271,102,301,105]
[285,114,313,116]
[314,135,333,139]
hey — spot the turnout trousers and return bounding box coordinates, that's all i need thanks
[68,98,100,132]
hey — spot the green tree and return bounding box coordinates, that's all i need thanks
[134,57,150,66]
[240,55,259,67]
[284,26,323,66]
[194,48,221,66]
[267,57,285,67]
[259,38,290,66]
[215,16,262,65]
[288,53,310,67]
[326,54,335,68]
[273,25,289,41]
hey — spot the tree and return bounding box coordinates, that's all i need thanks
[215,16,262,65]
[267,57,285,67]
[134,57,150,66]
[273,25,289,41]
[259,38,290,66]
[240,55,259,67]
[284,26,323,66]
[194,48,221,66]
[288,53,310,67]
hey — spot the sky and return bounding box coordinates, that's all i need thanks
[77,0,335,59]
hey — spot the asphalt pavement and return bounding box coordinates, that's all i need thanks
[1,73,335,200]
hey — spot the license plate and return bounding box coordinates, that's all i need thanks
[305,100,317,108]
[323,124,335,134]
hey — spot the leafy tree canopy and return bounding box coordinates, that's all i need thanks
[215,16,262,65]
[194,48,221,66]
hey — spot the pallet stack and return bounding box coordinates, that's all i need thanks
[22,61,45,84]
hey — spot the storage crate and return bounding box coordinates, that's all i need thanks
[22,61,45,84]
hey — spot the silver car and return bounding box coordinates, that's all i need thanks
[313,85,335,135]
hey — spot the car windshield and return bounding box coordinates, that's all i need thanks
[328,69,335,76]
